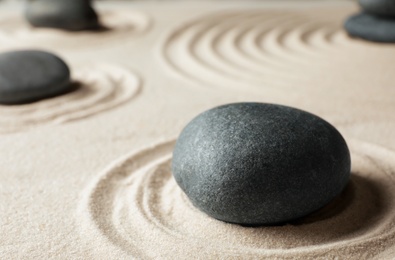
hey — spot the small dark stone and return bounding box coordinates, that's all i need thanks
[0,50,71,105]
[360,0,395,17]
[345,13,395,43]
[172,103,351,226]
[25,0,99,31]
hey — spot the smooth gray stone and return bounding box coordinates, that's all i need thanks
[345,13,395,43]
[360,0,395,17]
[25,0,99,31]
[172,103,351,226]
[0,50,71,105]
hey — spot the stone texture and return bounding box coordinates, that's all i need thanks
[360,0,395,17]
[172,103,351,226]
[25,0,99,31]
[345,13,395,43]
[0,50,71,105]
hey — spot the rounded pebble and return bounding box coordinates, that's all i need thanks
[172,103,351,226]
[345,13,395,43]
[0,50,71,105]
[360,0,395,17]
[25,0,99,31]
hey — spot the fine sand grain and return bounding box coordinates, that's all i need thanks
[0,8,151,49]
[0,63,140,133]
[81,139,395,259]
[1,1,395,259]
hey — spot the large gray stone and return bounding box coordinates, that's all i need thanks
[360,0,395,17]
[172,103,351,226]
[25,0,99,31]
[345,13,395,43]
[0,50,71,105]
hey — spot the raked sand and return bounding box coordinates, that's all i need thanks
[0,1,395,259]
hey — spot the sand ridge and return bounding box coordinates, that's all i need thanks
[81,139,395,259]
[0,1,395,259]
[0,63,140,133]
[160,7,395,97]
[0,9,151,49]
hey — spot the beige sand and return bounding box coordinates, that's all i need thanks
[0,64,140,133]
[0,1,395,259]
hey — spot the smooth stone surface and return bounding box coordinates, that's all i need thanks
[0,50,71,105]
[345,13,395,43]
[360,0,395,17]
[25,0,99,31]
[172,103,351,226]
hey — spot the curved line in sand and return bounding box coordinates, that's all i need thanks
[84,140,176,257]
[160,9,368,93]
[84,139,395,258]
[0,63,141,133]
[0,10,151,49]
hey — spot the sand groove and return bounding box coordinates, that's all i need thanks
[0,63,140,133]
[84,139,395,259]
[160,8,381,93]
[0,10,150,49]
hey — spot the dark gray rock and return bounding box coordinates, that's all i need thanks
[172,103,351,226]
[25,0,99,31]
[0,50,71,105]
[360,0,395,17]
[345,13,395,43]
